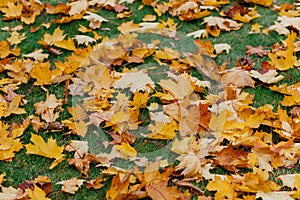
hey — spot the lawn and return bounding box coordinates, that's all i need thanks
[1,0,300,199]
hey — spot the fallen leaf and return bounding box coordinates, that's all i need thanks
[246,45,270,57]
[113,70,155,92]
[56,178,85,194]
[250,70,284,84]
[25,133,65,169]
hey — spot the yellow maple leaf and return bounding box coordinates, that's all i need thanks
[0,121,24,161]
[268,32,296,70]
[25,133,65,169]
[114,142,137,158]
[206,176,237,199]
[54,37,76,51]
[1,2,22,20]
[30,62,62,85]
[39,27,66,46]
[7,31,26,45]
[0,41,20,59]
[147,119,179,139]
[26,185,50,200]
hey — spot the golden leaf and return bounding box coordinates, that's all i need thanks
[115,142,137,158]
[25,133,65,169]
[26,185,50,200]
[1,2,22,20]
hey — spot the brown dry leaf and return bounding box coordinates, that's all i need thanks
[34,93,63,123]
[169,1,211,21]
[146,180,191,200]
[224,3,260,23]
[68,154,98,178]
[246,45,270,57]
[86,176,105,189]
[213,146,250,172]
[65,140,89,159]
[221,67,255,88]
[25,133,65,169]
[56,178,85,194]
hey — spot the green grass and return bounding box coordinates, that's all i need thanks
[1,0,300,199]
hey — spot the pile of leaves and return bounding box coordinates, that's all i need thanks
[1,0,300,199]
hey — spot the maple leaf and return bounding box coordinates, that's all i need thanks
[1,2,22,20]
[26,185,50,200]
[250,70,284,84]
[212,146,250,172]
[146,180,191,200]
[86,176,105,189]
[30,62,62,85]
[114,142,137,159]
[25,133,65,169]
[246,45,270,57]
[68,0,89,16]
[7,31,26,45]
[39,27,66,46]
[206,175,238,199]
[221,67,255,88]
[74,35,96,46]
[0,186,27,200]
[113,70,155,92]
[106,173,131,200]
[0,122,24,161]
[65,140,89,159]
[83,11,107,29]
[0,41,20,59]
[23,49,49,61]
[147,119,178,139]
[175,152,202,177]
[203,16,242,31]
[268,32,296,70]
[56,178,85,194]
[34,93,63,123]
